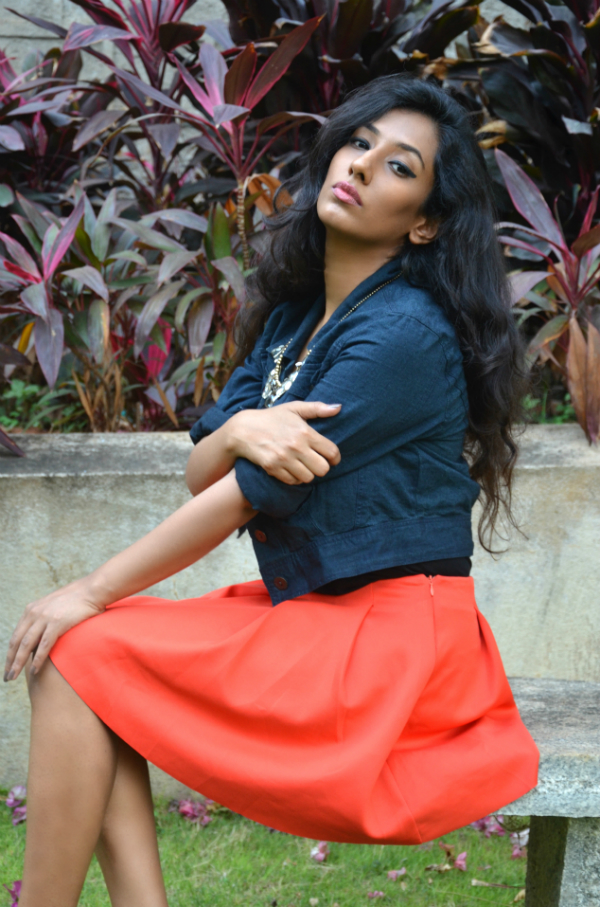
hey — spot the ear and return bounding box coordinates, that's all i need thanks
[408,217,439,245]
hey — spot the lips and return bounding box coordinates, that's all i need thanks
[332,181,362,207]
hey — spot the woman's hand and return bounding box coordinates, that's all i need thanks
[229,401,342,484]
[4,579,106,682]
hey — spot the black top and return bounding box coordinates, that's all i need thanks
[315,557,472,595]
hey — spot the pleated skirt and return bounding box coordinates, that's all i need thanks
[49,574,539,845]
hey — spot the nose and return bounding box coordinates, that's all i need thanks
[349,150,372,184]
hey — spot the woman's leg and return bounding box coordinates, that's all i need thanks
[20,659,167,907]
[95,738,168,907]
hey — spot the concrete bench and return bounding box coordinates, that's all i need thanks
[503,678,600,906]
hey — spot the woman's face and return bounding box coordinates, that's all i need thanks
[316,109,439,249]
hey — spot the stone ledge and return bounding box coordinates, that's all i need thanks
[1,423,598,478]
[503,679,600,818]
[0,432,193,477]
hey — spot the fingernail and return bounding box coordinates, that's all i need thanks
[7,670,15,682]
[3,672,8,683]
[30,666,37,677]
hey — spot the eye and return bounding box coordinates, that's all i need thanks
[390,160,416,179]
[349,136,370,150]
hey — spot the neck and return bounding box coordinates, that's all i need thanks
[322,230,398,317]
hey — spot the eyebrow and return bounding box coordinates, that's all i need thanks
[363,122,425,170]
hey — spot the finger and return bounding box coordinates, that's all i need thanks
[295,449,333,478]
[5,615,35,680]
[272,461,317,483]
[7,622,45,682]
[288,401,342,420]
[306,432,341,465]
[30,629,58,677]
[273,467,303,485]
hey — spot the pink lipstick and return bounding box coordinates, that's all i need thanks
[332,181,362,206]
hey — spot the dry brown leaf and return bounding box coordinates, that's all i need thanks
[425,863,452,872]
[193,357,205,408]
[154,381,179,428]
[566,316,588,437]
[113,363,123,430]
[513,890,526,902]
[422,58,450,79]
[477,119,508,149]
[585,320,600,443]
[247,173,293,215]
[18,321,34,354]
[438,841,456,860]
[546,273,569,302]
[72,370,95,427]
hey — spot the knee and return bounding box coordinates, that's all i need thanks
[26,658,65,706]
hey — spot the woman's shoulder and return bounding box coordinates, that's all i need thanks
[380,276,453,337]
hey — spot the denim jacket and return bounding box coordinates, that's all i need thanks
[190,259,481,605]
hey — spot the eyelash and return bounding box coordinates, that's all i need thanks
[349,137,413,178]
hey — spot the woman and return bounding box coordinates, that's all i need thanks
[5,75,539,907]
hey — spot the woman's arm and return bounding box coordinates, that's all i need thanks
[4,472,257,683]
[185,401,342,496]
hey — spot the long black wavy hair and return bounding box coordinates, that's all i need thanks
[237,74,528,553]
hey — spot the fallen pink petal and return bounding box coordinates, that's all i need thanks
[454,851,467,871]
[175,798,211,825]
[5,786,26,809]
[11,805,27,826]
[471,814,506,837]
[3,880,22,906]
[367,892,385,899]
[510,829,530,847]
[310,841,330,862]
[387,869,407,880]
[511,844,527,859]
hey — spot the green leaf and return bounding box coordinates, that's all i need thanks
[526,314,569,367]
[158,250,199,286]
[63,265,109,301]
[107,273,156,290]
[75,224,102,270]
[164,357,203,389]
[110,250,147,266]
[175,286,212,332]
[206,203,231,263]
[112,217,187,254]
[134,280,184,356]
[0,184,15,207]
[212,330,226,365]
[87,298,110,363]
[149,320,169,353]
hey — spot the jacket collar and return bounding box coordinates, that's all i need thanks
[268,257,404,365]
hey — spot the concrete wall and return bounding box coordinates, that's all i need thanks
[3,0,529,74]
[1,424,599,795]
[2,0,227,76]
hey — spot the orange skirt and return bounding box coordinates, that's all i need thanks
[50,574,539,845]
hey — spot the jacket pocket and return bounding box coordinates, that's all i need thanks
[304,471,359,535]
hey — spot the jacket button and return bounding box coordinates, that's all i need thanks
[254,530,267,543]
[273,576,288,591]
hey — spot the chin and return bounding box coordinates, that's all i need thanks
[317,200,359,230]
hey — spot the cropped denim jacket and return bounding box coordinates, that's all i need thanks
[190,259,481,605]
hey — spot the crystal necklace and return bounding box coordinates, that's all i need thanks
[261,273,402,408]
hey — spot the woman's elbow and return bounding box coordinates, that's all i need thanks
[185,452,204,496]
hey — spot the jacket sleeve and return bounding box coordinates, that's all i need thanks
[234,314,454,518]
[189,326,270,445]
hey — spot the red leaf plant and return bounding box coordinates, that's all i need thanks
[496,148,600,443]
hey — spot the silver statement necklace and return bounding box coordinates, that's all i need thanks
[261,274,402,408]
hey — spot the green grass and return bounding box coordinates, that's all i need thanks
[1,796,527,907]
